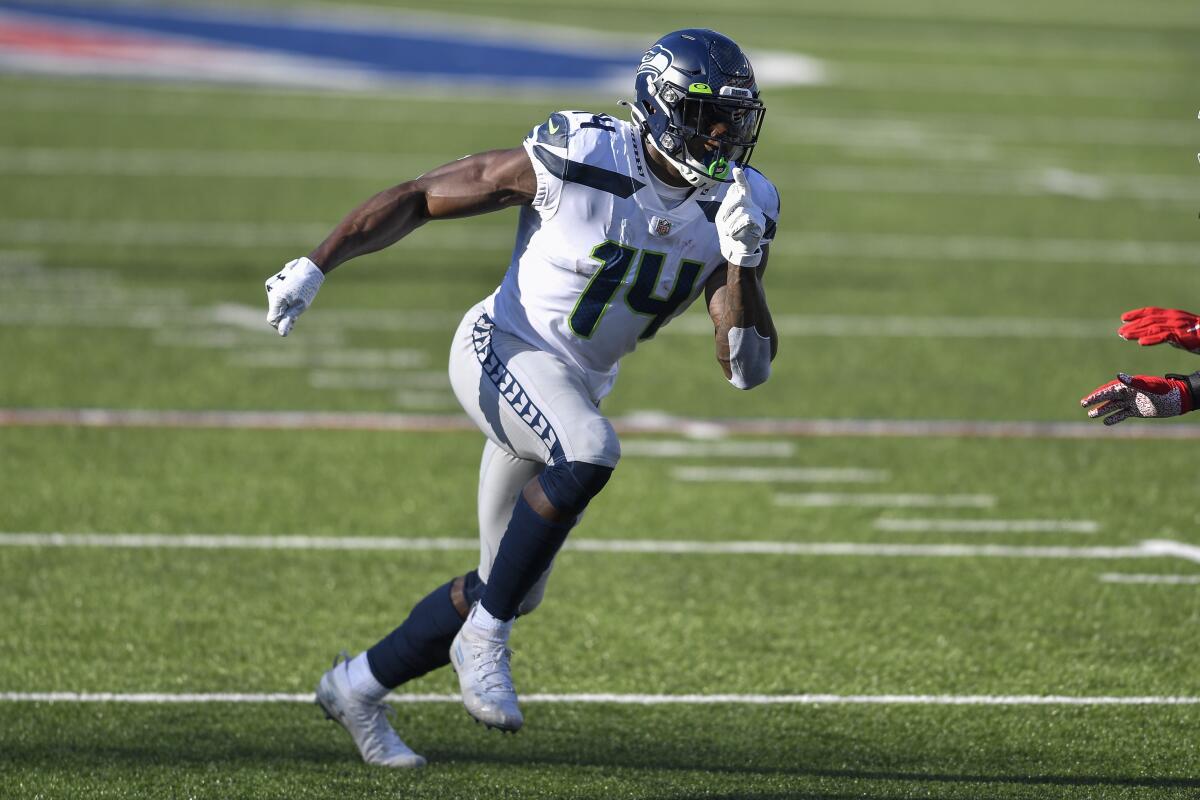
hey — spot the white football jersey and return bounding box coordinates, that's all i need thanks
[484,110,781,400]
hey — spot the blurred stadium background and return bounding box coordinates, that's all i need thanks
[1,1,1198,797]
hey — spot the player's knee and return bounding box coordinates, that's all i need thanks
[537,460,613,517]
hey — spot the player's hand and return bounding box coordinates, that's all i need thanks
[716,166,765,268]
[1080,373,1193,425]
[265,257,325,336]
[1117,307,1200,354]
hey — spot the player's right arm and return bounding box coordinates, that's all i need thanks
[703,167,778,390]
[266,147,536,335]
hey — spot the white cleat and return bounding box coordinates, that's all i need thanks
[450,615,524,732]
[315,653,427,768]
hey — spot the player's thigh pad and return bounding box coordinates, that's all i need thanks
[449,306,620,467]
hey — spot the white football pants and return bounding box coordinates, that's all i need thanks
[448,303,622,613]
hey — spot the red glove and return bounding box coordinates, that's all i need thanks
[1080,373,1193,426]
[1118,307,1200,353]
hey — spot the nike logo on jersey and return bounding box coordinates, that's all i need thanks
[536,113,570,148]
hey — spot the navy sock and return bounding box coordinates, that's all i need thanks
[366,571,483,689]
[480,494,572,621]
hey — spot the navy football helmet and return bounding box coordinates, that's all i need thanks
[628,29,765,189]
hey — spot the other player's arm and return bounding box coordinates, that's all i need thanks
[265,147,535,335]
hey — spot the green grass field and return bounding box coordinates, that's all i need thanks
[2,0,1199,797]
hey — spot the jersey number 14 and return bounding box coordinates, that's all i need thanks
[569,241,704,342]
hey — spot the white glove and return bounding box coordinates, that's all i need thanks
[265,257,325,337]
[716,166,765,268]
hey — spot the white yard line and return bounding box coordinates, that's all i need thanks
[307,370,449,390]
[771,233,1200,267]
[835,62,1181,99]
[6,89,1191,147]
[874,519,1099,534]
[227,349,429,369]
[0,532,1185,564]
[792,166,1191,203]
[777,493,996,509]
[4,408,1200,440]
[1098,573,1200,585]
[770,114,1198,148]
[0,304,1125,341]
[6,84,1188,146]
[666,314,1112,339]
[0,220,514,249]
[392,390,459,410]
[620,440,795,458]
[0,150,1188,201]
[0,147,432,179]
[1140,540,1200,565]
[0,691,1195,706]
[672,466,889,484]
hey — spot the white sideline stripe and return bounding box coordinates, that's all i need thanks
[621,440,795,458]
[875,519,1099,535]
[673,466,889,484]
[1099,573,1200,585]
[5,408,1200,441]
[777,493,996,509]
[0,532,1183,563]
[1,692,1196,706]
[1141,539,1200,565]
[2,222,1195,266]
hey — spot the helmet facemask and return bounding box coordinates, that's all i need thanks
[678,88,764,181]
[637,81,765,189]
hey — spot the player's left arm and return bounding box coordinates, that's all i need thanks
[704,167,778,389]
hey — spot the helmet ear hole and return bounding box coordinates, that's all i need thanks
[642,100,656,117]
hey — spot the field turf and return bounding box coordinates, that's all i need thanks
[1,0,1199,797]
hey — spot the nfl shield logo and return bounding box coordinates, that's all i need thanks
[650,216,673,237]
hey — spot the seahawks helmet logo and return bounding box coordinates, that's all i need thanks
[637,44,672,79]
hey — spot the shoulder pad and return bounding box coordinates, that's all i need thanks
[743,165,781,218]
[534,112,571,148]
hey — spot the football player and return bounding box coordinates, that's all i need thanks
[1081,307,1200,425]
[265,29,780,767]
